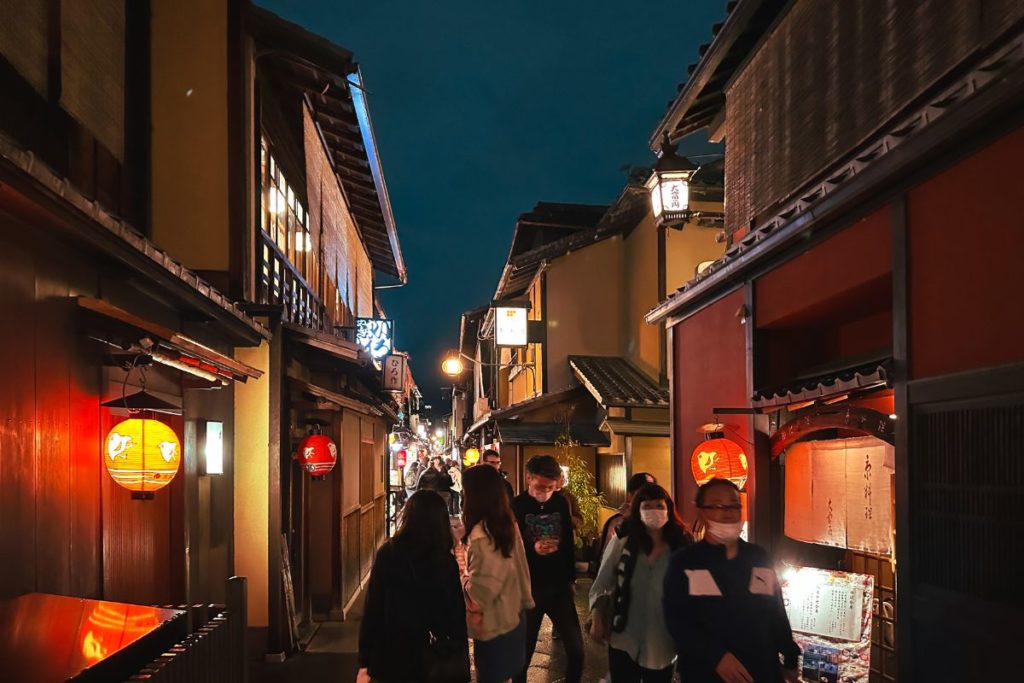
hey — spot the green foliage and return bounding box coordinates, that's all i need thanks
[554,430,605,549]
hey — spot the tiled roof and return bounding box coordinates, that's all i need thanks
[752,359,891,409]
[650,0,787,148]
[569,356,669,408]
[495,421,609,447]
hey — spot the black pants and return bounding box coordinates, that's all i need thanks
[608,647,675,683]
[513,589,583,683]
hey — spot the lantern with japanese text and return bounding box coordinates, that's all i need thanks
[395,449,408,469]
[104,418,181,498]
[691,435,748,489]
[647,133,698,227]
[298,434,337,479]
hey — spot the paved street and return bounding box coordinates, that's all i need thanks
[252,580,608,683]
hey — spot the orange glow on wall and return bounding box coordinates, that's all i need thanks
[104,418,181,494]
[80,602,162,664]
[691,437,748,489]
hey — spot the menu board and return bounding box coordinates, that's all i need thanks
[780,567,874,683]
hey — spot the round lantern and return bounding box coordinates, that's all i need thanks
[104,418,181,498]
[464,447,480,466]
[298,434,337,478]
[691,437,748,489]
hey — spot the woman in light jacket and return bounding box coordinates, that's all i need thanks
[461,464,535,683]
[589,484,692,682]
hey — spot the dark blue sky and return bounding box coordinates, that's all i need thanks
[258,0,727,403]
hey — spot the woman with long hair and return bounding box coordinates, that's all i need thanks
[589,484,692,682]
[359,490,470,682]
[461,465,534,683]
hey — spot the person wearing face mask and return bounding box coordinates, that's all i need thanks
[511,455,583,683]
[662,479,800,683]
[589,484,691,682]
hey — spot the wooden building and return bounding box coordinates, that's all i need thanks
[648,2,1024,680]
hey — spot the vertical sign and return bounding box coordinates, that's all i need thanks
[382,354,406,392]
[356,318,394,360]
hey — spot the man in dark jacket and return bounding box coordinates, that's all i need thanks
[662,478,799,683]
[482,448,515,501]
[513,455,583,683]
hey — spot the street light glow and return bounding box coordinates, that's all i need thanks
[441,353,464,376]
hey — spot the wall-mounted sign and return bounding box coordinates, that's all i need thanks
[495,307,528,347]
[382,354,407,392]
[356,318,394,360]
[780,566,874,683]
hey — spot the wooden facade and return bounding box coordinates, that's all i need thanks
[653,2,1024,679]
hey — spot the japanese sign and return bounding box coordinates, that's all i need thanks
[495,306,528,347]
[780,567,874,683]
[356,318,394,360]
[784,437,892,553]
[382,354,406,392]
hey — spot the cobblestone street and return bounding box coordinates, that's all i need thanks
[252,580,609,683]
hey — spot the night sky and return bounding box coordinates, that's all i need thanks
[257,0,727,405]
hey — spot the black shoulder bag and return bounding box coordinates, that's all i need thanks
[409,559,470,683]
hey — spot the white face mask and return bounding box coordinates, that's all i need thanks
[705,520,744,544]
[640,509,669,529]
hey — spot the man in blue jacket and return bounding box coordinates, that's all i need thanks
[663,478,800,683]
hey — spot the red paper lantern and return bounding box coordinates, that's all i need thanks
[691,437,748,489]
[298,434,337,477]
[395,449,407,469]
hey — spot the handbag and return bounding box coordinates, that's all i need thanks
[410,561,471,683]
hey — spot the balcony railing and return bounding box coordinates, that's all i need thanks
[257,231,328,332]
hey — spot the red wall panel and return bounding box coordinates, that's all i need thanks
[909,125,1024,379]
[672,289,750,524]
[756,207,891,329]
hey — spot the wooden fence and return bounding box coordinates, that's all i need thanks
[124,576,247,683]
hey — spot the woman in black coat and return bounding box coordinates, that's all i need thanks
[358,490,469,682]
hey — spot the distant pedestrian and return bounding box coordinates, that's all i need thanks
[359,490,470,682]
[512,455,583,683]
[419,457,454,508]
[483,449,515,501]
[590,484,691,682]
[662,479,800,683]
[448,459,463,515]
[462,465,535,683]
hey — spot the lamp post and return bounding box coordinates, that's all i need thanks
[647,132,698,228]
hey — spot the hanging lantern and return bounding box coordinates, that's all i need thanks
[691,435,748,489]
[464,447,480,466]
[298,434,337,479]
[104,418,181,498]
[395,449,408,469]
[647,133,698,228]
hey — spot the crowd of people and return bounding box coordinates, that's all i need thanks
[360,450,800,683]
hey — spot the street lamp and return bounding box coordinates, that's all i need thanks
[647,132,698,228]
[441,352,465,377]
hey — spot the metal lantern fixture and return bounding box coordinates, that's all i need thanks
[691,427,748,489]
[104,417,181,498]
[298,433,338,479]
[647,133,698,227]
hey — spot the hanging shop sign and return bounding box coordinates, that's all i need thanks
[784,437,893,553]
[771,406,894,458]
[495,307,528,347]
[691,436,748,489]
[105,418,181,498]
[356,318,394,360]
[780,566,874,683]
[382,354,407,391]
[298,434,338,479]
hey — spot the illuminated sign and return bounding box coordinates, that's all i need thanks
[495,307,528,347]
[356,318,394,359]
[203,421,224,475]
